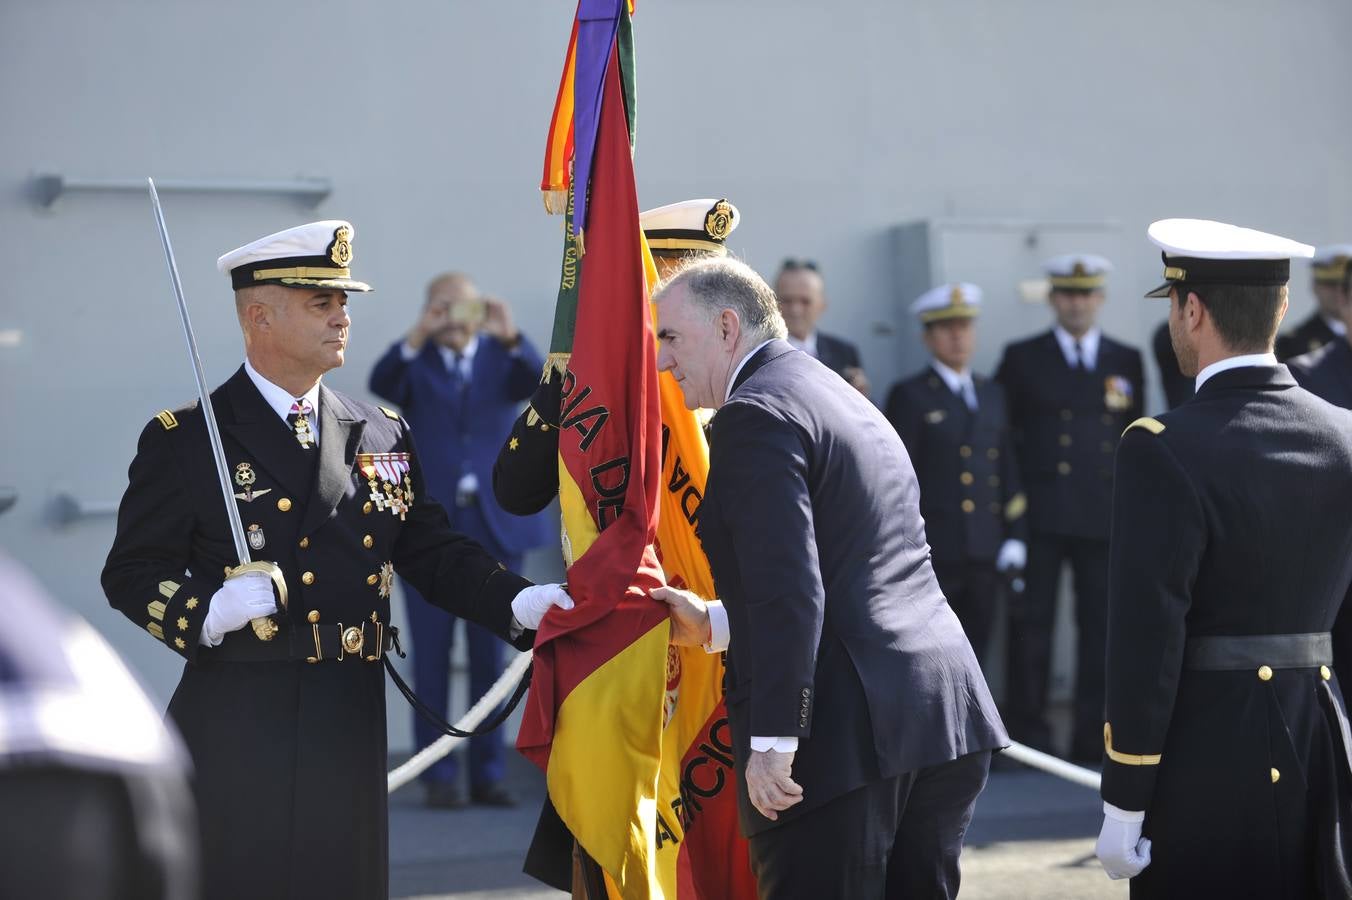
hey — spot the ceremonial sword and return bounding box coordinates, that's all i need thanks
[148,178,287,640]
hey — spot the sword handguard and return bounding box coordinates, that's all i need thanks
[226,561,288,642]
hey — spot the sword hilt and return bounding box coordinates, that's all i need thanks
[225,561,289,642]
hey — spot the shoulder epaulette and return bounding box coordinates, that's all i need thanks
[1123,416,1165,437]
[379,406,401,421]
[154,410,179,431]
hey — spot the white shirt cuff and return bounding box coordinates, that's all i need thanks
[703,600,730,653]
[399,341,419,362]
[750,736,799,753]
[1103,801,1145,823]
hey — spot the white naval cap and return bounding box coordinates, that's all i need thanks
[1144,218,1314,298]
[640,198,739,255]
[1043,254,1114,291]
[217,220,371,293]
[1313,244,1352,284]
[911,282,982,324]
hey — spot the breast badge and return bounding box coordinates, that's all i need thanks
[247,523,266,551]
[925,409,947,424]
[233,462,272,502]
[378,561,394,600]
[357,453,414,521]
[1104,375,1134,412]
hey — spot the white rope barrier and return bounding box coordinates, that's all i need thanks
[387,650,534,793]
[1001,740,1103,790]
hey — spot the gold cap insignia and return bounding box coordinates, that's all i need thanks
[704,199,734,242]
[328,225,353,267]
[1072,261,1088,277]
[949,285,965,306]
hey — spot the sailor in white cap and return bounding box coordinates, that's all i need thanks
[1290,244,1352,418]
[995,253,1146,763]
[103,220,572,900]
[884,284,1027,667]
[1276,243,1352,360]
[1096,219,1352,896]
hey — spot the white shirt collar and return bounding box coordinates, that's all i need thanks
[1323,315,1348,338]
[929,359,972,394]
[244,358,321,426]
[1194,352,1278,391]
[438,333,479,373]
[725,339,777,403]
[1053,325,1101,369]
[785,332,818,358]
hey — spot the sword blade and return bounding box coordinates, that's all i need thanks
[148,178,251,566]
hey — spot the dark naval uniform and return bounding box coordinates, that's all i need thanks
[1275,312,1339,362]
[103,367,533,900]
[1102,365,1352,898]
[996,330,1144,757]
[885,366,1027,660]
[494,375,563,517]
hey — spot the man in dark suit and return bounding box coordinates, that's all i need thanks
[1096,218,1352,896]
[996,254,1146,762]
[774,258,869,397]
[649,257,1006,898]
[884,283,1027,665]
[369,272,549,808]
[1274,244,1351,361]
[103,221,571,900]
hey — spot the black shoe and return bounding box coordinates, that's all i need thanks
[425,783,465,809]
[470,783,516,807]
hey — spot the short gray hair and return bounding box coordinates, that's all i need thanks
[657,257,787,343]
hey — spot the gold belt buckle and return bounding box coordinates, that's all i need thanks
[341,625,365,658]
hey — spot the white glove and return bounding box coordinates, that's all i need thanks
[1095,803,1151,880]
[996,538,1027,572]
[510,583,574,631]
[200,571,279,647]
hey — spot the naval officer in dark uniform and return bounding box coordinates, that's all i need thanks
[102,221,572,900]
[885,283,1027,665]
[1275,243,1352,361]
[995,254,1145,761]
[1095,219,1352,897]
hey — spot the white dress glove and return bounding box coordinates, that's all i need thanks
[510,583,574,631]
[996,538,1027,572]
[1095,802,1152,880]
[200,571,279,647]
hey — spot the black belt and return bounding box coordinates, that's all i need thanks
[205,619,400,664]
[1183,632,1332,671]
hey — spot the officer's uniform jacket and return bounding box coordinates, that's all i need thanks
[493,375,563,516]
[1290,338,1352,410]
[102,366,532,900]
[885,365,1027,565]
[1276,312,1340,362]
[996,330,1144,540]
[1102,365,1352,898]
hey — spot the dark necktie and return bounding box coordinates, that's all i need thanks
[288,398,315,449]
[1071,341,1085,371]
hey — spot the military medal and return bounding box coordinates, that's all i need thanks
[247,523,266,551]
[1104,375,1133,412]
[233,462,272,502]
[378,561,394,600]
[357,452,414,521]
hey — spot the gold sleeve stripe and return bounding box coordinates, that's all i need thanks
[1104,723,1161,766]
[1004,493,1028,522]
[379,406,401,421]
[147,601,166,622]
[155,410,179,431]
[158,580,180,599]
[147,622,165,641]
[1123,416,1166,437]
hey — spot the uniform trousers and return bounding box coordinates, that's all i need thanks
[404,496,520,789]
[1006,532,1109,759]
[747,750,990,899]
[931,560,1002,667]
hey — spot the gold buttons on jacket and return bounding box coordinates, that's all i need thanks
[1270,768,1281,784]
[1058,462,1072,475]
[299,537,310,549]
[366,574,379,586]
[1321,666,1332,681]
[302,571,316,586]
[363,535,374,549]
[277,497,292,512]
[959,445,972,458]
[960,472,974,485]
[307,610,321,624]
[1059,434,1072,447]
[961,500,976,513]
[363,501,373,515]
[1257,665,1273,682]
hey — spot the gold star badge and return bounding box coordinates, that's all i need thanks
[174,637,186,649]
[177,617,189,631]
[185,597,199,610]
[509,437,520,451]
